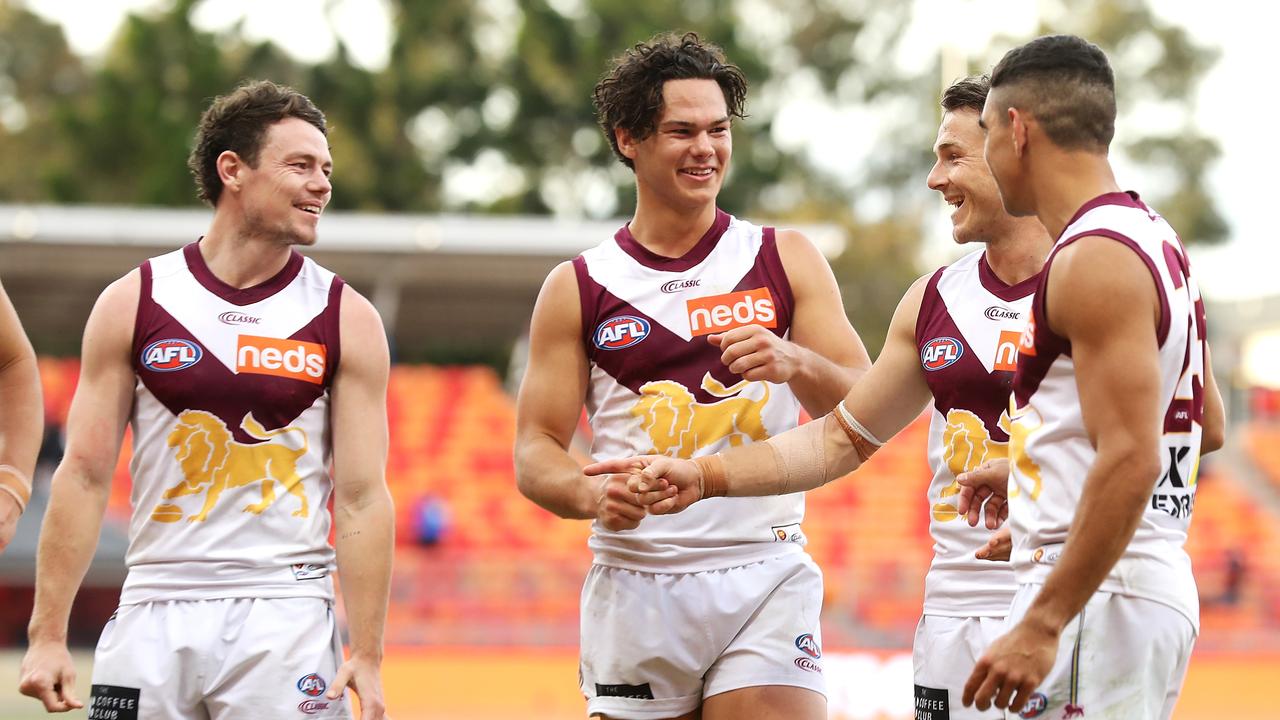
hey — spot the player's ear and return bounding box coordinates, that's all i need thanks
[615,127,640,162]
[217,150,244,193]
[1008,108,1028,158]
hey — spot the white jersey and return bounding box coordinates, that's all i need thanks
[916,249,1035,616]
[1008,192,1206,630]
[573,210,807,572]
[122,243,343,605]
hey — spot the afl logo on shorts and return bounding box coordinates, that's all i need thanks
[141,339,202,372]
[296,673,326,697]
[920,337,964,371]
[594,315,650,350]
[1019,692,1049,718]
[794,633,821,659]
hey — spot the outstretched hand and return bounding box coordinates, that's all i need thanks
[584,456,702,515]
[956,458,1010,529]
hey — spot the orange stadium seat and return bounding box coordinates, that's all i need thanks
[31,359,1280,651]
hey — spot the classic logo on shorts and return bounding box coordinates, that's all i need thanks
[687,287,776,337]
[236,335,326,384]
[594,315,650,350]
[141,338,203,372]
[921,337,964,371]
[794,633,821,659]
[1018,692,1048,718]
[297,673,326,697]
[298,699,332,715]
[793,657,821,673]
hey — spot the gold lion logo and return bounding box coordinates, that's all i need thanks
[150,410,310,523]
[933,409,1009,522]
[1007,401,1045,501]
[630,373,770,458]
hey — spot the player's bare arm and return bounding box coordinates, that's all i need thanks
[0,280,42,552]
[1201,343,1225,454]
[964,236,1164,713]
[587,273,934,512]
[327,285,394,720]
[20,271,140,713]
[710,229,870,416]
[514,262,645,530]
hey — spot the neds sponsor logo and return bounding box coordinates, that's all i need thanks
[686,288,776,336]
[236,335,326,384]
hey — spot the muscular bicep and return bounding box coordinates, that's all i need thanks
[61,272,142,483]
[1200,343,1225,454]
[776,230,871,374]
[842,274,933,440]
[330,286,390,503]
[515,263,589,453]
[1049,238,1162,466]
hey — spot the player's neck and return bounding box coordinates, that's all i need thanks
[1032,153,1121,240]
[627,191,719,258]
[200,214,295,289]
[984,219,1052,286]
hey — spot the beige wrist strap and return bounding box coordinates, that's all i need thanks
[0,464,31,513]
[693,454,728,498]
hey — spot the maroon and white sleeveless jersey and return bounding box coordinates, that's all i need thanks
[575,210,807,572]
[122,242,343,605]
[1008,192,1206,629]
[916,249,1034,617]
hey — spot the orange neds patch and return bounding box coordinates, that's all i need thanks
[236,335,326,384]
[995,330,1022,372]
[686,288,777,337]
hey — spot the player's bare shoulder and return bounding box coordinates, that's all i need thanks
[337,284,390,373]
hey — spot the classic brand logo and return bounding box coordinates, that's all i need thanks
[141,339,203,372]
[984,306,1021,321]
[995,330,1022,372]
[920,337,964,371]
[686,287,776,337]
[298,699,332,714]
[236,335,326,384]
[793,657,822,673]
[218,311,261,325]
[594,316,650,350]
[661,278,702,294]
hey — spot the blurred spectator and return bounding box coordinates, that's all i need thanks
[413,494,449,546]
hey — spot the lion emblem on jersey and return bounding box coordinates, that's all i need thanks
[150,410,310,523]
[631,373,770,458]
[933,409,1008,522]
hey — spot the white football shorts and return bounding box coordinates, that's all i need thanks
[1001,583,1195,720]
[913,614,1008,720]
[579,552,826,719]
[89,597,352,720]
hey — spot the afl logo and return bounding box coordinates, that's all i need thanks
[594,316,650,350]
[920,337,964,371]
[795,633,821,659]
[141,339,202,372]
[296,673,326,697]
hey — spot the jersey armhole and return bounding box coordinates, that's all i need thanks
[1058,230,1171,346]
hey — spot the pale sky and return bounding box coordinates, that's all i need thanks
[20,0,1274,302]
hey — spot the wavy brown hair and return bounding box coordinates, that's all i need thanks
[187,80,327,206]
[592,32,747,169]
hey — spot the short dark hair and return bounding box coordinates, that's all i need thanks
[989,34,1115,151]
[592,32,748,169]
[941,75,990,114]
[188,80,327,206]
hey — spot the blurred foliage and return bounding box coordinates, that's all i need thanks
[0,0,1224,353]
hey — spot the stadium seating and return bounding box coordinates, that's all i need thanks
[30,360,1280,651]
